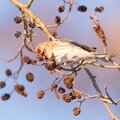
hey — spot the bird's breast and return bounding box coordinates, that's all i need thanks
[45,44,95,65]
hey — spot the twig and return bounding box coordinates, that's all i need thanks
[109,58,120,71]
[83,66,102,95]
[77,93,99,103]
[25,0,33,8]
[83,66,119,120]
[22,13,35,52]
[116,99,120,104]
[11,0,56,41]
[102,102,119,120]
[92,62,120,70]
[0,43,24,62]
[27,29,36,52]
[12,50,24,83]
[47,0,74,28]
[104,84,117,105]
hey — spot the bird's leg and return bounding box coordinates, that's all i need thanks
[70,64,82,76]
[78,60,85,65]
[49,68,65,75]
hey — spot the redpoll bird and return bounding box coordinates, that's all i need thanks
[35,39,106,70]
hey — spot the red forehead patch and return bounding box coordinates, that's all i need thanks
[36,48,41,56]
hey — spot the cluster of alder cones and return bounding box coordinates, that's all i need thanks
[0,67,82,116]
[0,4,105,116]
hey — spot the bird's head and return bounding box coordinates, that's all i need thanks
[35,42,46,61]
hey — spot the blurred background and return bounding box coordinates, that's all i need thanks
[0,0,120,120]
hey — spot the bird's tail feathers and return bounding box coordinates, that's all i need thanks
[95,54,108,62]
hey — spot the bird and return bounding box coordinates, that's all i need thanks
[35,39,106,69]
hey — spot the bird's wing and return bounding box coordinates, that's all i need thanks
[70,41,96,52]
[59,39,96,52]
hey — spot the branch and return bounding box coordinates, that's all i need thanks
[0,43,24,62]
[47,0,75,28]
[10,0,56,41]
[12,51,24,82]
[83,66,119,120]
[102,102,119,120]
[77,93,99,103]
[25,0,33,8]
[104,84,118,105]
[116,99,120,104]
[92,62,120,70]
[83,66,102,95]
[21,12,36,52]
[109,58,120,71]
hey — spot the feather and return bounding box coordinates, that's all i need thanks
[70,41,96,52]
[59,39,96,52]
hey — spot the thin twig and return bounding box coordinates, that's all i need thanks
[12,50,24,82]
[47,0,74,28]
[109,58,120,71]
[102,102,119,120]
[116,99,120,104]
[25,0,33,8]
[11,0,56,41]
[77,93,99,103]
[0,43,24,62]
[83,66,102,95]
[92,62,120,69]
[104,84,117,105]
[84,66,119,120]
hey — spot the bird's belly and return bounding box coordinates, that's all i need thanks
[52,47,95,65]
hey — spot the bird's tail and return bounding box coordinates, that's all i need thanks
[95,54,108,62]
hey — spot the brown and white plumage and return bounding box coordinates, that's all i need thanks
[35,39,104,66]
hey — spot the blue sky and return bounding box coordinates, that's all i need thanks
[0,0,120,120]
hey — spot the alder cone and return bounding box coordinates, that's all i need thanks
[22,56,31,64]
[64,75,74,89]
[50,83,58,91]
[58,5,65,13]
[95,6,104,13]
[14,16,22,24]
[72,89,82,99]
[58,87,66,93]
[37,90,45,99]
[14,84,27,97]
[55,16,61,24]
[73,107,81,116]
[25,72,34,82]
[1,93,11,101]
[0,81,6,89]
[5,69,12,76]
[77,5,87,12]
[45,61,56,70]
[62,93,72,102]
